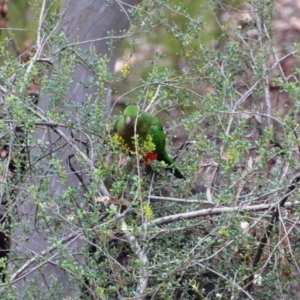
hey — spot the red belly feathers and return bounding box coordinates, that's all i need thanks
[128,146,157,165]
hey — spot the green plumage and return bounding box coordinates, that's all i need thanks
[114,105,185,179]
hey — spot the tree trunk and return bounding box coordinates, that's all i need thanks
[10,0,140,298]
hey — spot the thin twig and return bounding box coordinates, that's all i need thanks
[9,230,82,283]
[244,173,300,291]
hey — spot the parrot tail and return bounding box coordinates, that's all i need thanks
[158,153,185,179]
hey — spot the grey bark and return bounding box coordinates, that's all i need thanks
[9,0,141,298]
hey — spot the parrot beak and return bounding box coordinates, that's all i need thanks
[125,116,133,127]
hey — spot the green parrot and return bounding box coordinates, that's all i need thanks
[113,105,185,179]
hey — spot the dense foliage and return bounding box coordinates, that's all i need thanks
[0,0,299,299]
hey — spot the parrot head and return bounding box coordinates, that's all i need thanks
[124,105,139,128]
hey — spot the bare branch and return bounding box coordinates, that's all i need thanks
[142,200,299,229]
[149,195,215,205]
[121,220,149,299]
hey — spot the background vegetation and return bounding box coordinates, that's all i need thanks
[0,0,299,299]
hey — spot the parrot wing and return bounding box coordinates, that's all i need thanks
[148,118,185,179]
[148,119,166,155]
[113,115,123,133]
